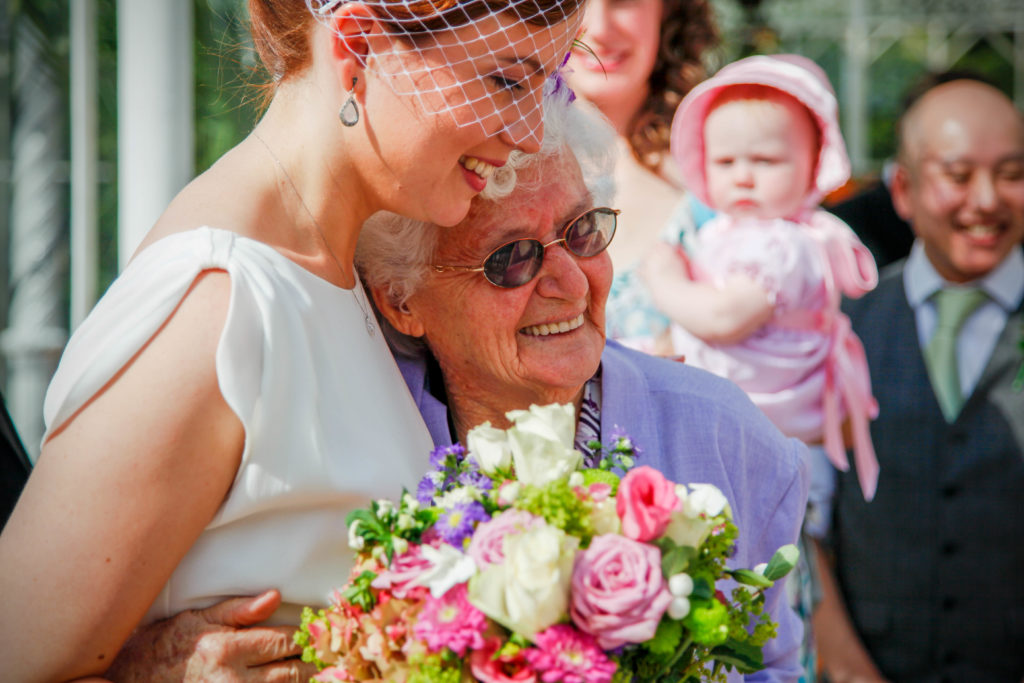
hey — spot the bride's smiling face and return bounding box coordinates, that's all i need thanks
[360,10,585,228]
[399,151,611,407]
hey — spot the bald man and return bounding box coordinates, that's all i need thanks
[813,78,1024,682]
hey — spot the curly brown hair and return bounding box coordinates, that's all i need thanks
[627,0,719,172]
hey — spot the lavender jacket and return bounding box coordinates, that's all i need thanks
[397,339,809,682]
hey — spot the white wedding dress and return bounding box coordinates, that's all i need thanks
[42,227,432,624]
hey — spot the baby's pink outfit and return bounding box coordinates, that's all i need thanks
[671,212,878,497]
[669,54,880,500]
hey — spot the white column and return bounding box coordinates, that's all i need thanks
[116,0,193,269]
[2,18,68,460]
[842,0,869,176]
[70,0,98,329]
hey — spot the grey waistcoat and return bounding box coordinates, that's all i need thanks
[834,262,1024,683]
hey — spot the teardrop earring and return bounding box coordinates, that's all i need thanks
[339,77,359,127]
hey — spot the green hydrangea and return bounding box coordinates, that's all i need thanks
[581,468,621,495]
[407,653,463,683]
[683,598,730,647]
[514,478,593,540]
[295,606,331,668]
[645,618,684,656]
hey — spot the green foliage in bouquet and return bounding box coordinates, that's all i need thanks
[613,532,798,683]
[294,403,799,683]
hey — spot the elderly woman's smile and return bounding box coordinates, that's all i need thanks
[440,160,607,412]
[520,312,586,336]
[379,150,613,436]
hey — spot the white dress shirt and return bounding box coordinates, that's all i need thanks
[903,241,1024,398]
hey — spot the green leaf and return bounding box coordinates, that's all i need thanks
[730,568,774,588]
[710,638,765,674]
[691,575,714,601]
[762,544,800,581]
[341,570,378,612]
[661,544,698,577]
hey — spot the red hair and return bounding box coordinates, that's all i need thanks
[248,0,584,84]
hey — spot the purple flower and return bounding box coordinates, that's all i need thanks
[610,425,642,458]
[458,468,493,491]
[429,443,467,471]
[437,501,490,548]
[417,471,441,504]
[546,50,577,104]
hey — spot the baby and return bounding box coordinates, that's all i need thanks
[646,54,879,501]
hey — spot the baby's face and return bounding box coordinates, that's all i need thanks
[703,96,818,220]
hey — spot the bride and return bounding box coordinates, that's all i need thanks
[0,1,584,680]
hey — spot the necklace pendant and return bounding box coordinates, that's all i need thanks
[365,316,376,337]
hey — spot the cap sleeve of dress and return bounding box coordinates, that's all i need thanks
[42,227,262,443]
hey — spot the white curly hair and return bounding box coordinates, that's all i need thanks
[355,89,618,322]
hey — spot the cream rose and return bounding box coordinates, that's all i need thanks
[466,421,513,474]
[505,403,581,487]
[664,483,731,549]
[467,519,579,640]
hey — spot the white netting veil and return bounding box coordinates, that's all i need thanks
[306,0,584,148]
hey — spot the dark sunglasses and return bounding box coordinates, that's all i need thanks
[430,207,619,288]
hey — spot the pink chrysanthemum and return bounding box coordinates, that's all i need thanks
[412,583,487,656]
[523,624,617,683]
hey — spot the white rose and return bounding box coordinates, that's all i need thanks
[683,483,730,519]
[496,480,522,506]
[663,512,715,549]
[663,483,730,549]
[467,422,513,474]
[589,497,621,536]
[468,521,578,639]
[505,403,581,487]
[415,543,478,598]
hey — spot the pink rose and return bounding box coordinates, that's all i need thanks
[616,466,681,541]
[468,508,542,569]
[370,546,431,599]
[569,534,672,649]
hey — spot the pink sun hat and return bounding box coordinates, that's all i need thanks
[670,54,851,210]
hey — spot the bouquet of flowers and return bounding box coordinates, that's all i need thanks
[296,403,798,682]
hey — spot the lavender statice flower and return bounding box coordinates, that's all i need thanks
[609,425,642,458]
[458,468,493,491]
[417,470,443,505]
[436,501,490,548]
[429,443,467,471]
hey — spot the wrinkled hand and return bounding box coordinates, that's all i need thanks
[102,590,316,683]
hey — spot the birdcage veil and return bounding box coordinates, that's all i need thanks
[306,0,583,148]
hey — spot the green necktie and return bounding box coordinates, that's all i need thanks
[923,287,988,422]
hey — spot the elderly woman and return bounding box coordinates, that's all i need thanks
[357,99,809,681]
[104,98,807,682]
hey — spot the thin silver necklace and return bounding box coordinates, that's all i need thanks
[253,130,376,337]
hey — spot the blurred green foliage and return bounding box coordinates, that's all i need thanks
[2,0,1020,298]
[711,0,1019,179]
